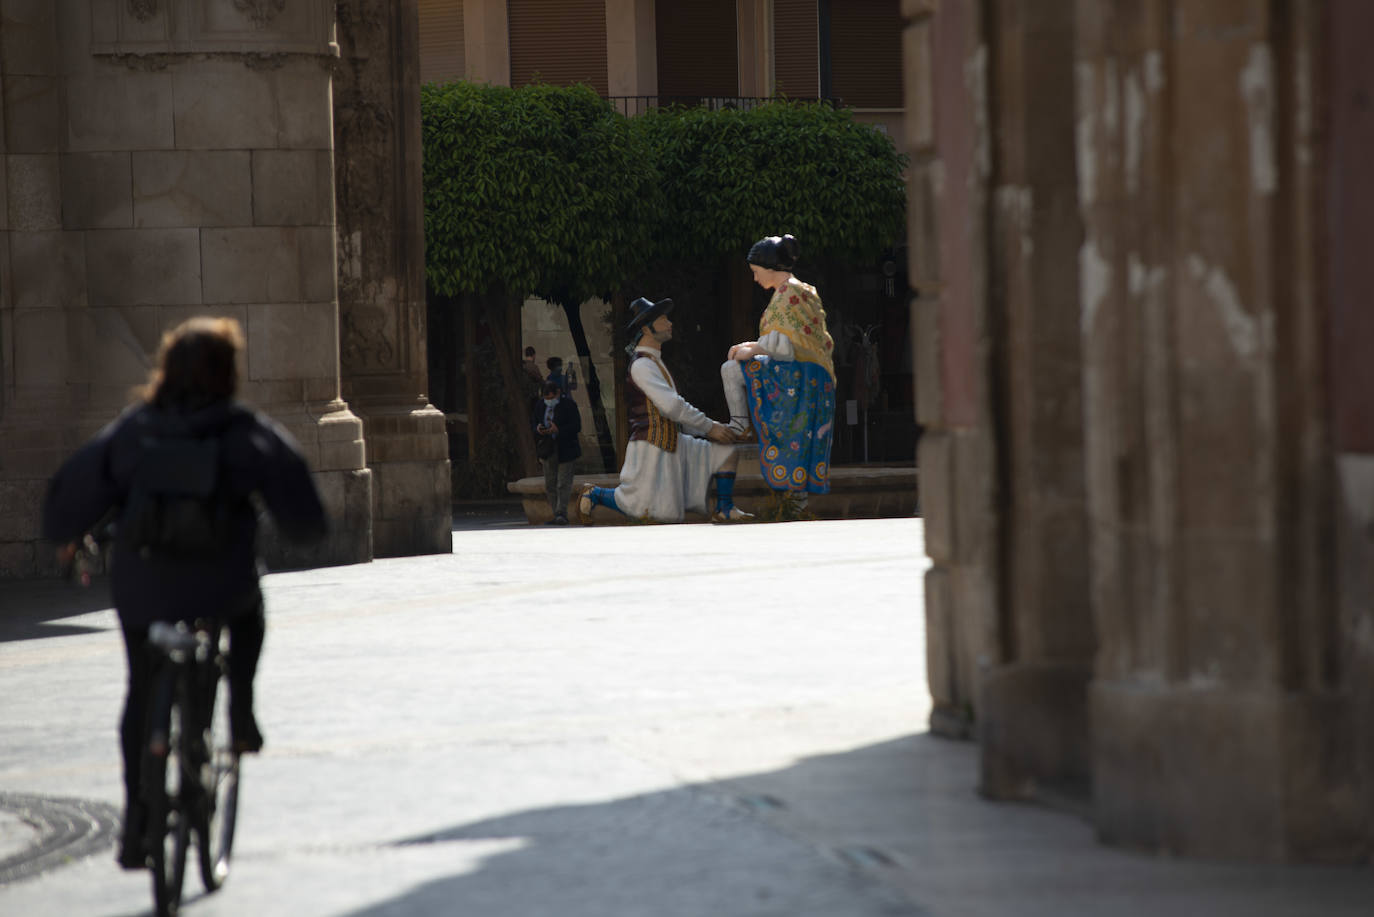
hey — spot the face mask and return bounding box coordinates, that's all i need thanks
[543,398,558,408]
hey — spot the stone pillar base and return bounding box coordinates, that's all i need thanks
[258,401,373,569]
[979,661,1091,802]
[356,403,452,558]
[1091,682,1367,861]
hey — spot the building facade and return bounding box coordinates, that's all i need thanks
[418,0,906,145]
[0,0,452,577]
[907,0,1374,861]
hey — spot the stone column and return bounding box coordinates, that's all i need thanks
[0,0,372,576]
[0,0,69,577]
[334,0,452,558]
[1329,0,1374,863]
[975,0,1092,802]
[908,0,1001,741]
[1078,0,1349,859]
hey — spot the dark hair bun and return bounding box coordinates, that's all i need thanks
[746,233,800,271]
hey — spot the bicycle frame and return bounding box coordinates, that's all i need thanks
[142,620,239,917]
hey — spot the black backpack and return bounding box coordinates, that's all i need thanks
[121,424,233,561]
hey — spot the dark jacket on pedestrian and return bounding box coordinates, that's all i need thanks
[43,399,326,628]
[530,394,583,464]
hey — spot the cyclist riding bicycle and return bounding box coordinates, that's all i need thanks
[42,316,327,870]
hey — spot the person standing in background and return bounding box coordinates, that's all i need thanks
[532,379,581,525]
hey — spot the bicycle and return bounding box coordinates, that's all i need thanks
[141,619,240,917]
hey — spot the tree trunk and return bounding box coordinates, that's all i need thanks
[478,291,540,477]
[611,292,629,463]
[463,298,478,463]
[559,298,618,472]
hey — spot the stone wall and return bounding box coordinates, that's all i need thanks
[909,0,1374,860]
[0,0,424,575]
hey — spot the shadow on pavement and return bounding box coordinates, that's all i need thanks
[338,734,1374,917]
[357,739,934,917]
[450,501,531,532]
[0,578,115,644]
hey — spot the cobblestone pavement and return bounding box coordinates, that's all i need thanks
[1,516,1372,916]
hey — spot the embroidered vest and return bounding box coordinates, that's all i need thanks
[626,356,678,452]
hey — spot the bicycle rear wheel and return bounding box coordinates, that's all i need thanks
[197,663,238,892]
[148,702,190,917]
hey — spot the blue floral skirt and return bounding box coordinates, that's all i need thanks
[743,357,835,494]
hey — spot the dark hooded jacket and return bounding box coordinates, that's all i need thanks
[42,399,326,627]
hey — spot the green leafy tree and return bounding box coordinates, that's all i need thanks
[422,81,657,473]
[631,101,907,267]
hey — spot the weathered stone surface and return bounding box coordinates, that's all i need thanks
[912,294,941,427]
[370,458,454,557]
[62,152,133,229]
[66,306,160,387]
[259,468,373,570]
[979,661,1091,802]
[273,65,335,150]
[922,565,958,724]
[1092,683,1286,861]
[3,75,59,153]
[1,0,57,77]
[132,151,252,228]
[0,480,41,541]
[201,227,336,304]
[251,150,334,226]
[6,154,60,230]
[0,540,36,579]
[334,0,451,557]
[244,303,339,381]
[86,228,202,306]
[8,231,86,309]
[65,72,175,152]
[172,63,280,150]
[906,164,940,292]
[10,307,66,387]
[901,19,932,151]
[916,431,951,563]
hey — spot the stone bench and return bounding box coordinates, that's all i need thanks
[508,461,919,525]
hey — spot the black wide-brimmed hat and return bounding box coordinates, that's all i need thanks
[626,296,674,334]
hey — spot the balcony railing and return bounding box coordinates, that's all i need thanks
[604,95,838,117]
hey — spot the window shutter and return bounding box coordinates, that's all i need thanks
[831,0,903,108]
[773,0,819,99]
[418,0,465,85]
[655,0,739,98]
[508,0,608,95]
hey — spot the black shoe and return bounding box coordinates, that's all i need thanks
[553,513,569,526]
[117,806,148,870]
[231,710,264,754]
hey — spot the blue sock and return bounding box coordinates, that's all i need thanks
[713,472,736,513]
[589,486,622,514]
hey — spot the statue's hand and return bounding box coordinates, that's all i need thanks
[706,423,738,444]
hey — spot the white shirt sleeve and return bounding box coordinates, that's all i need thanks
[757,330,795,360]
[630,357,715,437]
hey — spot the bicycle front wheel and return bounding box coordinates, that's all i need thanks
[148,702,190,917]
[198,664,238,892]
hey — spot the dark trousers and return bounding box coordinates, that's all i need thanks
[118,601,265,808]
[542,457,576,517]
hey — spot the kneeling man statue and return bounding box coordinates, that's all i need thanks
[579,297,752,524]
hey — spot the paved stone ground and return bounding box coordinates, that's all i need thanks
[1,514,1371,916]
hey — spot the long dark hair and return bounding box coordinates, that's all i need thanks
[140,316,244,411]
